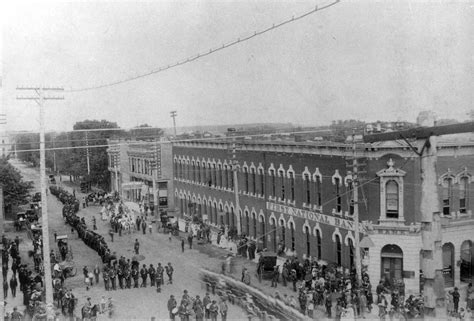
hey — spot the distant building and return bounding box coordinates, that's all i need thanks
[107,139,174,213]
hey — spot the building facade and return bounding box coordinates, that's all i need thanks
[173,138,474,294]
[107,139,174,212]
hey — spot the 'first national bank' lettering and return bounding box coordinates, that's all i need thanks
[266,202,363,232]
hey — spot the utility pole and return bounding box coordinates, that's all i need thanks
[228,128,242,235]
[52,134,57,174]
[17,86,64,309]
[350,130,364,285]
[170,111,177,138]
[85,131,90,175]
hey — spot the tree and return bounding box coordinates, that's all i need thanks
[0,158,33,216]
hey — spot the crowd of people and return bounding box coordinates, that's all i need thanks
[167,289,229,321]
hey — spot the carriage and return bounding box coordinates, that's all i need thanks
[257,251,278,280]
[57,235,73,261]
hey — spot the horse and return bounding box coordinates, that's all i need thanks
[81,304,100,321]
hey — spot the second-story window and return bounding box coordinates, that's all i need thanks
[218,164,222,188]
[315,175,322,206]
[304,174,311,204]
[251,168,256,195]
[243,167,249,193]
[270,169,276,197]
[196,161,201,183]
[386,180,399,218]
[459,177,469,214]
[442,177,453,215]
[279,170,285,200]
[335,177,342,212]
[192,161,196,182]
[259,168,265,196]
[289,172,295,201]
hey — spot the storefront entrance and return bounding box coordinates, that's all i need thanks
[381,244,403,288]
[461,240,474,284]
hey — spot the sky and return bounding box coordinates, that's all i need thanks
[1,0,473,132]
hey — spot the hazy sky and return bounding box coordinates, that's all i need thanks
[1,0,473,132]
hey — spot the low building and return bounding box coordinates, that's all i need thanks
[173,137,474,294]
[107,139,174,213]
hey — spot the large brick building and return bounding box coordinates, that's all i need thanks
[172,137,474,294]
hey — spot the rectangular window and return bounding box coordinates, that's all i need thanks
[386,180,399,218]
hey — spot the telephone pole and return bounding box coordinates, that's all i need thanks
[17,86,64,308]
[170,111,177,138]
[85,131,90,175]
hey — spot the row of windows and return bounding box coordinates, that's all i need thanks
[129,157,154,176]
[174,157,354,213]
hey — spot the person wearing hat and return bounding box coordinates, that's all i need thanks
[10,307,23,321]
[219,297,228,321]
[165,263,174,284]
[182,289,190,304]
[168,295,178,320]
[193,295,204,321]
[100,295,106,314]
[209,300,219,321]
[203,292,211,319]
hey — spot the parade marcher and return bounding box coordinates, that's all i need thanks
[181,238,185,253]
[3,279,9,298]
[94,264,100,285]
[100,295,107,314]
[10,307,23,321]
[168,295,178,321]
[103,268,110,291]
[149,264,156,287]
[209,300,219,321]
[166,262,174,284]
[10,275,18,298]
[134,239,140,255]
[271,265,279,288]
[157,263,164,286]
[132,267,140,288]
[203,292,211,320]
[219,297,228,321]
[194,295,204,321]
[140,264,148,287]
[109,265,117,290]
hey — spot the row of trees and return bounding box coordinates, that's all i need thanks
[15,120,163,191]
[0,157,33,217]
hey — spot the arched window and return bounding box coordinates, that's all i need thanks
[279,170,285,200]
[245,211,250,236]
[316,229,322,260]
[280,220,286,249]
[192,161,196,182]
[243,167,249,193]
[459,177,469,214]
[335,178,342,212]
[196,162,201,183]
[217,164,222,188]
[213,202,217,223]
[315,175,322,206]
[305,226,310,258]
[270,169,276,197]
[251,168,256,195]
[271,218,277,252]
[259,168,265,197]
[386,180,399,218]
[442,177,454,215]
[304,174,311,204]
[260,219,267,249]
[252,213,257,238]
[348,238,355,270]
[460,240,473,283]
[335,235,342,266]
[289,172,295,201]
[290,222,295,252]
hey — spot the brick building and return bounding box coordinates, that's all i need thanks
[173,138,474,294]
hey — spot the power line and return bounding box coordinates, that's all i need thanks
[65,0,340,93]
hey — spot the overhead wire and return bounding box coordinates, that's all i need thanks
[64,0,340,93]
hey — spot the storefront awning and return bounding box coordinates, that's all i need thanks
[360,235,375,248]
